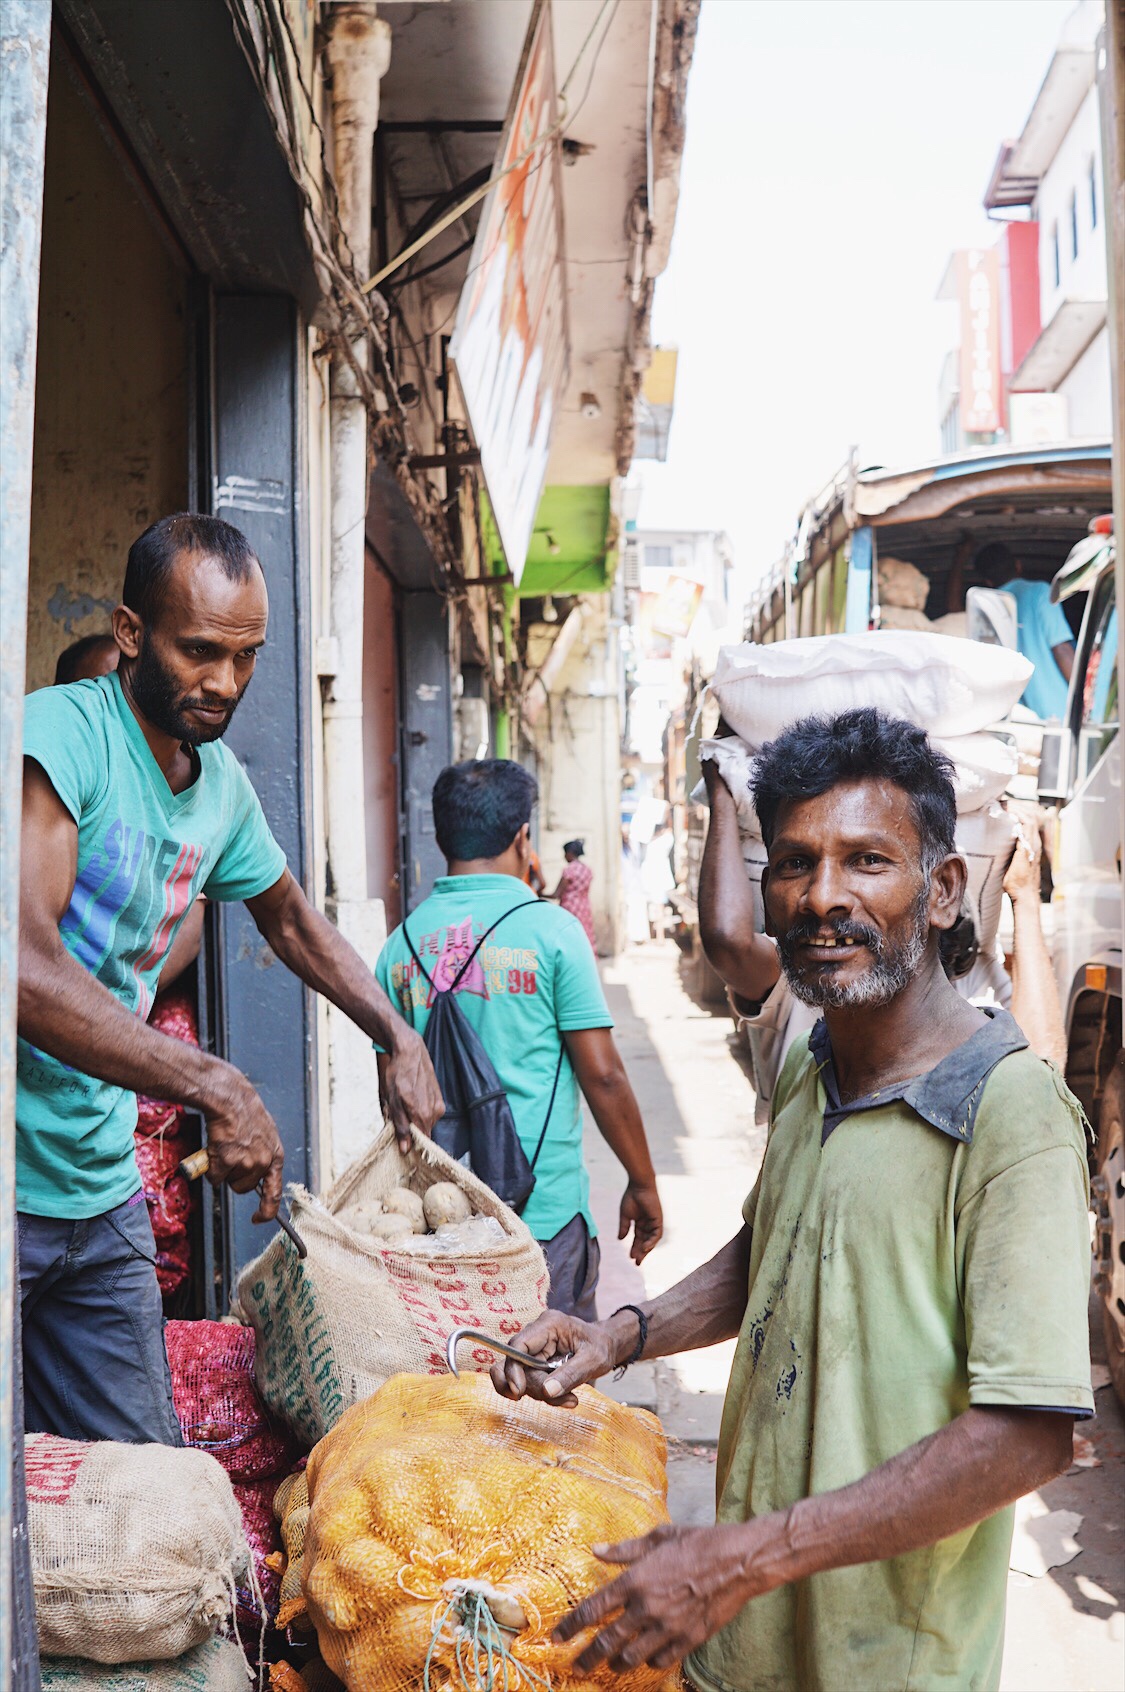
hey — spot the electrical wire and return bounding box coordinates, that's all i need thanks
[362,0,620,294]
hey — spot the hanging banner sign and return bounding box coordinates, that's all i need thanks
[956,248,1002,436]
[449,0,570,584]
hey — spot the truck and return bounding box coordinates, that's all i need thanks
[692,444,1125,1403]
[1039,524,1123,1401]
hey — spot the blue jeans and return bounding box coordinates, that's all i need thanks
[18,1194,181,1444]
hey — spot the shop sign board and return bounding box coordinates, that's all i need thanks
[957,248,1002,435]
[449,0,570,584]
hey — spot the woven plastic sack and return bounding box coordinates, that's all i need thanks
[27,1434,247,1664]
[38,1638,249,1691]
[301,1372,677,1691]
[236,1124,548,1444]
[698,729,1017,829]
[711,633,1031,748]
[166,1320,304,1482]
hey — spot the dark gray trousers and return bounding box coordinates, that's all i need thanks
[18,1193,181,1444]
[539,1212,601,1322]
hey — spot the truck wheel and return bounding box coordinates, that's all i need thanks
[1094,1054,1125,1407]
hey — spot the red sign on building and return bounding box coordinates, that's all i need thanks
[957,248,1002,435]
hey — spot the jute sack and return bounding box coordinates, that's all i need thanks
[38,1637,249,1691]
[236,1124,549,1444]
[26,1435,247,1664]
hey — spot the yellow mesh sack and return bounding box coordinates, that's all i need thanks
[301,1372,679,1691]
[274,1469,312,1631]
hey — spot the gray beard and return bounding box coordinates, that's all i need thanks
[780,890,931,1010]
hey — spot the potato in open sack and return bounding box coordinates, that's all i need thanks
[236,1124,548,1443]
[38,1636,249,1692]
[26,1434,249,1664]
[165,1319,304,1482]
[298,1371,679,1692]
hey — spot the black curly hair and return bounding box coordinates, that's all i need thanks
[750,707,957,878]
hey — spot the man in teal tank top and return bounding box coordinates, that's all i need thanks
[18,513,442,1443]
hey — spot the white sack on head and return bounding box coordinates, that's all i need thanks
[710,632,1032,750]
[697,728,1017,833]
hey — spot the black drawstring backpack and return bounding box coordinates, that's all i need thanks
[403,905,565,1215]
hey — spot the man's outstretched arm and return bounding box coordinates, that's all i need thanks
[18,761,285,1219]
[557,1405,1072,1674]
[245,870,443,1150]
[490,1223,752,1403]
[698,760,780,1002]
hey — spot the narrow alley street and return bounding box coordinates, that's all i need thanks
[586,942,1125,1692]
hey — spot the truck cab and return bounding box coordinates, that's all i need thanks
[1039,527,1123,1402]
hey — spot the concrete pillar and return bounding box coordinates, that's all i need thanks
[322,3,393,1172]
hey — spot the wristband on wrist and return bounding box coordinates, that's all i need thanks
[610,1303,649,1379]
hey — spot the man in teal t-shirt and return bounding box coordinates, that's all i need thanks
[19,512,442,1443]
[374,759,663,1317]
[975,540,1075,719]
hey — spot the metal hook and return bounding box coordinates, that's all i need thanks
[446,1326,570,1378]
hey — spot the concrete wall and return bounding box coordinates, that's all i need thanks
[1038,83,1106,321]
[526,596,622,954]
[26,52,188,692]
[1058,323,1113,436]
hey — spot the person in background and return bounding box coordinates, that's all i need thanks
[549,838,598,954]
[641,819,676,941]
[374,762,662,1318]
[492,709,1091,1692]
[974,540,1074,720]
[53,631,120,685]
[525,844,546,897]
[20,513,442,1445]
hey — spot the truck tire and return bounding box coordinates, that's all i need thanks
[1094,1054,1125,1408]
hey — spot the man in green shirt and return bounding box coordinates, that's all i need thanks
[19,512,442,1444]
[491,707,1093,1691]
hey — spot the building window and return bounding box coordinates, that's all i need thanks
[1089,155,1098,229]
[643,544,673,571]
[1069,189,1079,261]
[1051,221,1061,288]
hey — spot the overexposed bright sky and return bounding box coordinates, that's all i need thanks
[637,0,1076,596]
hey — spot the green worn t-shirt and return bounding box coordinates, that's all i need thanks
[19,672,287,1218]
[374,874,612,1241]
[688,1017,1093,1692]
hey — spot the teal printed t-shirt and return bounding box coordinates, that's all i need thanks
[19,672,287,1218]
[1002,576,1073,719]
[375,874,612,1242]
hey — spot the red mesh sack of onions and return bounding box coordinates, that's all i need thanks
[233,1476,283,1630]
[133,1131,194,1243]
[166,1320,305,1482]
[136,990,199,1134]
[156,1235,192,1298]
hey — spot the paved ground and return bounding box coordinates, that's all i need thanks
[584,941,1125,1692]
